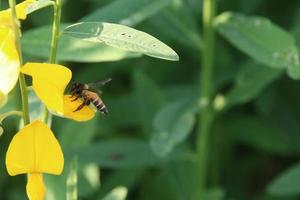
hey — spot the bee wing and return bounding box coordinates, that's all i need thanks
[88,78,112,88]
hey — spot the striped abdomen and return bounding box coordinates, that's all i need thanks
[92,97,108,114]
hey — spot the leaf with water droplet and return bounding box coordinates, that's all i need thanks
[63,22,179,61]
[215,12,300,80]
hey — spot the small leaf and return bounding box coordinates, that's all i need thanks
[102,186,128,200]
[26,0,54,15]
[22,24,141,62]
[267,163,300,196]
[63,22,179,61]
[215,12,300,79]
[150,98,197,157]
[224,115,296,156]
[225,61,283,107]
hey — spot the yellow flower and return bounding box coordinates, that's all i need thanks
[0,0,36,27]
[0,28,19,95]
[20,63,95,121]
[0,0,36,96]
[63,95,95,121]
[6,120,64,200]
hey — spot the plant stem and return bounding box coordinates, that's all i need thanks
[42,0,62,123]
[197,0,217,194]
[49,0,62,63]
[0,111,23,123]
[9,0,30,125]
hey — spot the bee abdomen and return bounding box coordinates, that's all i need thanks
[93,99,108,114]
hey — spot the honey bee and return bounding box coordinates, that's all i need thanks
[69,78,112,114]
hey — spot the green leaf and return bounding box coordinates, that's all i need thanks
[63,22,179,61]
[26,0,54,15]
[133,69,165,134]
[215,12,300,79]
[224,115,296,156]
[82,0,171,26]
[225,61,283,107]
[267,163,300,196]
[22,24,141,62]
[67,139,161,168]
[102,186,128,200]
[150,98,197,157]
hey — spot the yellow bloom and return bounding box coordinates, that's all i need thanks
[0,0,36,97]
[6,120,64,200]
[63,95,95,121]
[0,28,19,95]
[20,63,72,114]
[0,0,36,27]
[20,63,95,121]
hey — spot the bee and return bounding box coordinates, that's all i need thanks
[69,78,112,114]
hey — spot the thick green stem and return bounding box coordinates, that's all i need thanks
[9,0,30,125]
[42,0,62,123]
[197,0,217,193]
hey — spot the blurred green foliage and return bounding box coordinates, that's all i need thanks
[2,0,300,199]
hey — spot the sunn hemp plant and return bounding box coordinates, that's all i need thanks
[0,0,178,199]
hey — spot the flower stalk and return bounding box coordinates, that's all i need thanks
[42,0,62,123]
[197,0,217,194]
[8,0,30,125]
[49,0,62,63]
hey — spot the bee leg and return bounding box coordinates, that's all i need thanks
[73,102,85,112]
[71,97,79,102]
[73,99,90,112]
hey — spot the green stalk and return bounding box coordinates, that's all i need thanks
[42,0,62,123]
[9,0,30,125]
[49,0,62,63]
[197,0,217,194]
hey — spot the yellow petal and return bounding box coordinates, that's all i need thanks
[20,63,72,114]
[6,120,64,176]
[26,173,46,200]
[0,0,36,26]
[0,28,19,95]
[16,0,36,20]
[61,95,95,121]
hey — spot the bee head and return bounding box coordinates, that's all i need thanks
[70,83,79,93]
